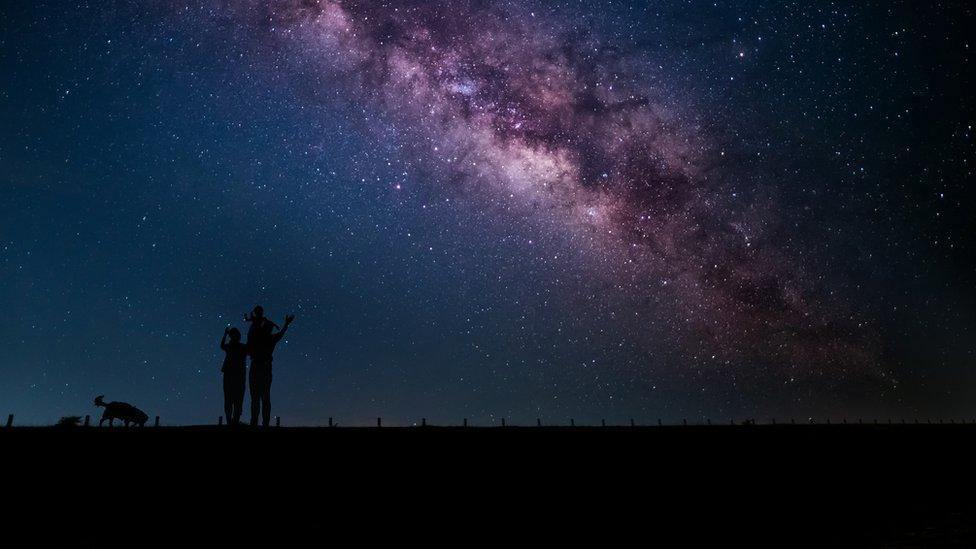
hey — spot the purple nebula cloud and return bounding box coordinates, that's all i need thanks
[224,0,880,380]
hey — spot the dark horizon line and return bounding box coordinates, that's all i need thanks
[6,414,976,429]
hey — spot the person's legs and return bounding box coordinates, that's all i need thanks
[232,376,245,424]
[223,378,234,425]
[261,377,271,427]
[249,368,260,426]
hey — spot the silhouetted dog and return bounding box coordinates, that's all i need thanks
[94,395,149,427]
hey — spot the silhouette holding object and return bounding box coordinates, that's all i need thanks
[244,306,294,427]
[94,395,148,427]
[220,326,248,425]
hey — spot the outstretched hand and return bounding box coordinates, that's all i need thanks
[285,314,295,325]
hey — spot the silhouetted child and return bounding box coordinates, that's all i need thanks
[244,305,278,346]
[220,327,247,425]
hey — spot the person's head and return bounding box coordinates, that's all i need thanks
[251,305,264,319]
[227,327,241,342]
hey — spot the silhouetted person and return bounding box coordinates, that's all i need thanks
[244,305,271,347]
[245,306,294,427]
[220,327,247,425]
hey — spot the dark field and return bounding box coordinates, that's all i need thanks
[4,424,975,546]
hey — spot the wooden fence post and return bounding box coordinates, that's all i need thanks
[276,416,281,427]
[328,417,333,427]
[377,417,382,428]
[570,419,575,427]
[682,419,687,426]
[657,419,662,426]
[6,414,12,427]
[537,418,542,427]
[84,415,90,427]
[630,419,635,427]
[463,418,468,427]
[501,418,506,427]
[154,416,160,427]
[601,419,606,427]
[422,418,427,427]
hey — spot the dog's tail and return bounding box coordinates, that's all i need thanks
[94,395,106,407]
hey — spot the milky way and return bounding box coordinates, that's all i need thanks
[213,0,879,379]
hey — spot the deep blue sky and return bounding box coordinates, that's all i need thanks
[1,1,973,425]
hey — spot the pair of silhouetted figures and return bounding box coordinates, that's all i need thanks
[220,305,295,426]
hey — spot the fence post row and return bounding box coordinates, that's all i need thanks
[7,414,967,429]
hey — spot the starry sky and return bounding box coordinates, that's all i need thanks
[2,1,973,426]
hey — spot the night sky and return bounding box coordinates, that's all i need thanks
[2,1,973,426]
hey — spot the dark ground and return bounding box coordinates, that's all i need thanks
[3,424,975,546]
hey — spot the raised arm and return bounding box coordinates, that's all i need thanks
[271,315,295,344]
